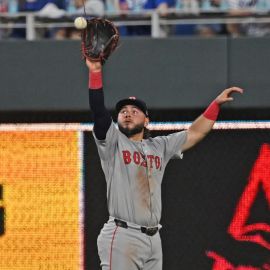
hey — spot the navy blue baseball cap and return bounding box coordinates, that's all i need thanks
[116,97,149,117]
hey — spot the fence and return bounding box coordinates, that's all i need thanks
[1,8,270,39]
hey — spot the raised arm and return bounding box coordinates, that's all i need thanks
[182,86,244,152]
[86,60,112,140]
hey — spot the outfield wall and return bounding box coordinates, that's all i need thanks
[0,37,270,111]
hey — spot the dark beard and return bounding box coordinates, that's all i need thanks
[118,122,144,138]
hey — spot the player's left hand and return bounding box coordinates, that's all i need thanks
[215,86,244,105]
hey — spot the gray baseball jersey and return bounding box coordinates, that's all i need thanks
[93,121,187,227]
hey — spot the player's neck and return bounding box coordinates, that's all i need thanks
[129,131,144,142]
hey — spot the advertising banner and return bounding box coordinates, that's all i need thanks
[0,130,84,270]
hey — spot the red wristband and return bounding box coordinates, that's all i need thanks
[89,70,102,89]
[203,100,220,121]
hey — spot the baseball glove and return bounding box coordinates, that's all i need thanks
[81,18,119,64]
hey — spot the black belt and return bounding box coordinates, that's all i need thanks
[114,219,158,236]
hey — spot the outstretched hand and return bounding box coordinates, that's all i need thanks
[215,87,244,105]
[86,59,102,73]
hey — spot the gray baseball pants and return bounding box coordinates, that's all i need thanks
[97,217,162,270]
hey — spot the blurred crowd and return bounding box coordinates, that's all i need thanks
[1,0,270,39]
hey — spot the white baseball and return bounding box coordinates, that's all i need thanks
[74,17,87,30]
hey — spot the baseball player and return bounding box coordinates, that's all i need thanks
[86,59,243,270]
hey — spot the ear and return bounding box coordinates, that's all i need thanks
[144,118,149,127]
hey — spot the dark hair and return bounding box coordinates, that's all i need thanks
[143,127,151,139]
